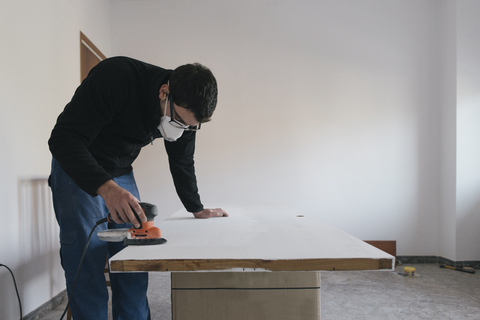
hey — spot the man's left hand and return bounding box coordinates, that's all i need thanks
[193,208,229,219]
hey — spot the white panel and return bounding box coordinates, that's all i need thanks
[111,204,394,268]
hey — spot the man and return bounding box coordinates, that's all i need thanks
[48,56,228,320]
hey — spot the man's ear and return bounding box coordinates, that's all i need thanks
[159,84,169,100]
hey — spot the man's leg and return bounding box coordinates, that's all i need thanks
[108,172,151,320]
[50,158,110,320]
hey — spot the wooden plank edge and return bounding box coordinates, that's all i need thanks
[364,240,397,257]
[110,260,124,272]
[110,258,394,272]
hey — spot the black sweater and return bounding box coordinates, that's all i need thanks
[48,57,203,213]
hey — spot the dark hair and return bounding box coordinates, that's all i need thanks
[169,63,218,123]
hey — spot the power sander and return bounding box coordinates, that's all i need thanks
[97,202,167,245]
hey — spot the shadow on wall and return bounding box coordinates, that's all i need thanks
[456,197,480,261]
[17,178,62,297]
[18,178,59,258]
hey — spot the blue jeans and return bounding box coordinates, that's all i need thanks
[50,158,150,320]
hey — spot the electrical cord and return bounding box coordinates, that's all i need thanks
[59,216,108,320]
[0,263,22,320]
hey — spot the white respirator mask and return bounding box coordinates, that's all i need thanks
[158,94,185,142]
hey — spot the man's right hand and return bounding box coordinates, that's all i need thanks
[96,180,146,228]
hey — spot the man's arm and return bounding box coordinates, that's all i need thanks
[49,59,147,227]
[164,131,228,218]
[164,131,203,212]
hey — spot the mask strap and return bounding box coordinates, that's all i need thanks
[163,95,168,116]
[163,81,170,117]
[169,95,174,120]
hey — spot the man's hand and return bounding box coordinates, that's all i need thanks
[193,208,229,219]
[96,180,146,228]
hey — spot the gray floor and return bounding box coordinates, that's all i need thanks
[40,263,480,320]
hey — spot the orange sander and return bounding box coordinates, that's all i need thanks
[97,202,167,245]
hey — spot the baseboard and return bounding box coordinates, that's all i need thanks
[362,241,480,270]
[397,256,480,269]
[23,289,67,320]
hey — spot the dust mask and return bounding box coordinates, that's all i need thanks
[158,94,184,142]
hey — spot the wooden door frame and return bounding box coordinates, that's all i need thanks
[80,31,107,82]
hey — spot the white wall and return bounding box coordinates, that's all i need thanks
[111,0,446,256]
[0,1,111,319]
[456,0,480,261]
[438,0,457,262]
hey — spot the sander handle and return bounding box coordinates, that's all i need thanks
[139,202,158,221]
[105,202,158,229]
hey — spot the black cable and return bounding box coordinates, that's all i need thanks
[0,263,23,320]
[59,217,108,320]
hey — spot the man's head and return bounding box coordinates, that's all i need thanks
[169,63,217,123]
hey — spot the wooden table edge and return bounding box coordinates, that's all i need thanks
[110,258,394,272]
